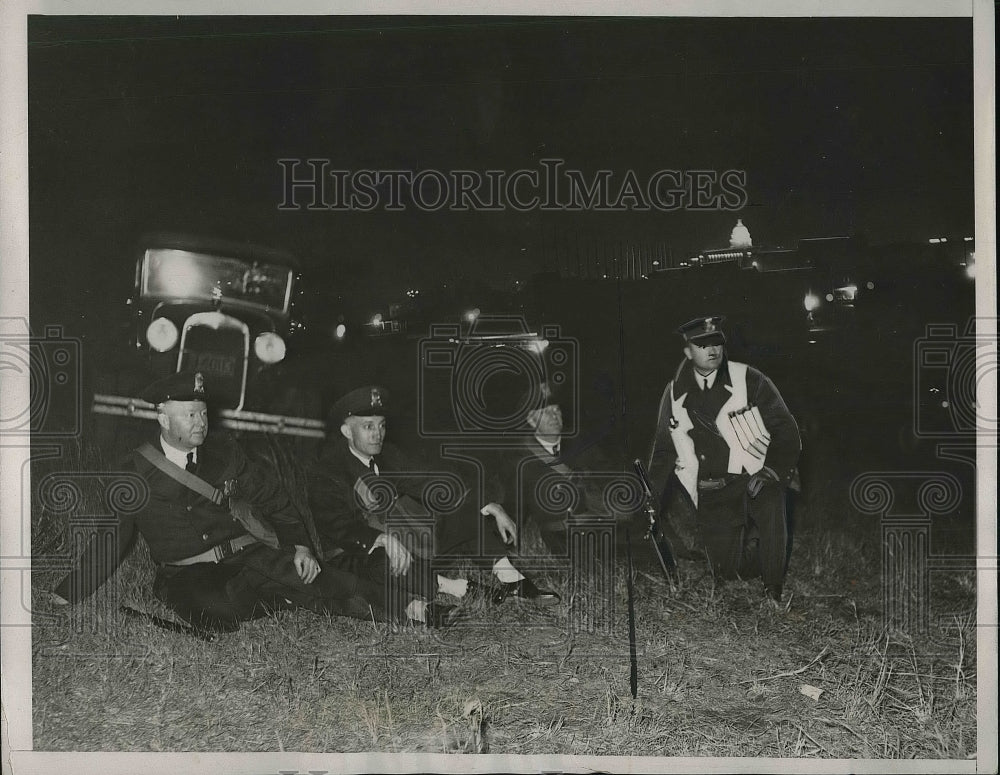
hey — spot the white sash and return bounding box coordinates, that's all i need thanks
[669,361,770,507]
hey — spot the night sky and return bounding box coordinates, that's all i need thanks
[28,15,974,331]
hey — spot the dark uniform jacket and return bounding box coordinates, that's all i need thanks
[308,441,500,556]
[55,434,308,603]
[503,436,622,535]
[648,358,801,496]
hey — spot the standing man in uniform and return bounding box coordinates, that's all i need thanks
[647,317,801,601]
[51,371,381,632]
[307,386,560,623]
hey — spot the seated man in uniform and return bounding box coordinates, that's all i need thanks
[647,316,801,601]
[499,380,642,559]
[307,386,560,624]
[50,371,380,632]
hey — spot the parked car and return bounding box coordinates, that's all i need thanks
[92,233,324,439]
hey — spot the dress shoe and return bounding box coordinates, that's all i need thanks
[491,577,561,605]
[421,601,461,629]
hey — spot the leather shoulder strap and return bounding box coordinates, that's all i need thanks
[136,443,224,505]
[522,440,575,476]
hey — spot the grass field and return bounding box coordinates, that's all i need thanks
[29,440,978,760]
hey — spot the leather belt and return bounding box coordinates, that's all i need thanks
[166,534,258,566]
[697,474,741,491]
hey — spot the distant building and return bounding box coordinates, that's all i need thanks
[730,218,753,248]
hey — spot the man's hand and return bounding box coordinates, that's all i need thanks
[747,466,780,499]
[293,545,321,584]
[43,590,70,606]
[371,533,412,576]
[482,503,517,545]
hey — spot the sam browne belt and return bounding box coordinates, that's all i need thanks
[166,534,258,566]
[697,474,742,491]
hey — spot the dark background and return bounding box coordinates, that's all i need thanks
[27,15,978,539]
[29,16,973,316]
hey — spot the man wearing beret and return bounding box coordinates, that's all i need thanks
[307,385,559,625]
[51,371,381,631]
[647,316,801,601]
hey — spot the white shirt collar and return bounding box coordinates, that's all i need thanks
[349,445,377,473]
[695,369,719,390]
[536,436,561,456]
[161,438,195,469]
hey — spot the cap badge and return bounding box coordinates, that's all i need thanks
[370,387,383,409]
[704,318,716,333]
[194,372,205,394]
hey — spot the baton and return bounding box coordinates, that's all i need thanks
[625,528,638,700]
[633,459,678,581]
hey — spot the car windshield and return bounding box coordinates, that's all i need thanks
[142,248,292,312]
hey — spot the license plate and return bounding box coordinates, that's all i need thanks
[187,352,238,377]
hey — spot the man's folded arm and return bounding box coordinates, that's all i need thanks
[306,464,382,552]
[751,372,802,483]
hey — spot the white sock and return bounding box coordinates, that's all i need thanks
[405,599,427,622]
[436,575,469,598]
[492,556,525,584]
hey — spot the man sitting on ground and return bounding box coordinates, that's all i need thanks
[307,386,560,626]
[51,371,380,632]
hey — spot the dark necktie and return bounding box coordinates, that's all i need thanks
[702,376,710,392]
[185,451,197,473]
[368,456,378,475]
[552,443,560,458]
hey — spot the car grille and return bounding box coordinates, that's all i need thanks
[178,323,247,409]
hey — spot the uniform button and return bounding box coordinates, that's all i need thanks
[699,454,706,460]
[202,533,210,541]
[186,506,193,512]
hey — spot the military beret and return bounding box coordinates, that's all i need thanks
[678,316,727,346]
[331,385,390,424]
[140,370,208,405]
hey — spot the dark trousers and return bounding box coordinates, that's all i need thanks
[697,475,791,596]
[323,509,512,618]
[327,550,434,621]
[153,544,382,631]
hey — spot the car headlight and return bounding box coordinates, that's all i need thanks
[254,332,286,364]
[803,293,821,312]
[146,318,179,352]
[526,338,549,355]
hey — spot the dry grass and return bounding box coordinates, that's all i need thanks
[30,438,978,759]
